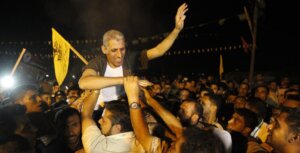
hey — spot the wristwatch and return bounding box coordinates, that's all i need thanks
[130,102,141,109]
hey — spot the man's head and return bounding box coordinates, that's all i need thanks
[268,108,300,153]
[177,100,203,127]
[209,82,219,94]
[10,85,42,113]
[55,107,81,150]
[245,97,267,122]
[98,101,132,136]
[254,85,269,101]
[150,83,162,97]
[268,80,278,92]
[233,96,247,109]
[54,90,67,103]
[200,94,222,123]
[280,76,290,89]
[238,82,249,97]
[101,29,126,68]
[179,89,190,102]
[0,104,37,150]
[282,94,300,109]
[39,92,51,106]
[171,127,224,153]
[227,108,259,137]
[67,85,81,104]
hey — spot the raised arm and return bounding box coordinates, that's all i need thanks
[81,90,100,131]
[142,88,183,138]
[146,3,188,60]
[123,76,153,152]
[78,68,123,90]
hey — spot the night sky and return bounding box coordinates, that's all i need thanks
[0,0,299,81]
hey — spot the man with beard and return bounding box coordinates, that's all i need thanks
[10,84,43,113]
[0,104,37,153]
[124,76,225,153]
[55,107,84,153]
[177,100,203,127]
[267,108,300,153]
[81,90,144,153]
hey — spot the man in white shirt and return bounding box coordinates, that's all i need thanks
[81,90,144,153]
[78,3,188,107]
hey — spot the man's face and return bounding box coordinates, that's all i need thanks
[179,90,189,101]
[278,88,287,104]
[178,102,195,127]
[238,84,249,97]
[269,82,277,91]
[21,90,42,113]
[227,113,246,134]
[68,90,79,98]
[255,87,268,101]
[268,112,290,152]
[14,115,37,147]
[67,90,79,103]
[210,84,218,94]
[41,94,51,106]
[200,96,212,121]
[151,84,161,96]
[233,97,246,109]
[98,109,114,136]
[102,39,126,68]
[64,114,81,146]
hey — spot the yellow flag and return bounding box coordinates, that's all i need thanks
[52,28,70,86]
[219,54,224,80]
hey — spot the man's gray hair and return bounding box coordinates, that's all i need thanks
[103,29,125,47]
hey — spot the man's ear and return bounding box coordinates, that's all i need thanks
[191,114,199,124]
[288,133,300,144]
[242,127,252,136]
[112,124,122,134]
[102,45,108,54]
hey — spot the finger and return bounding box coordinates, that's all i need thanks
[179,7,188,17]
[178,3,188,13]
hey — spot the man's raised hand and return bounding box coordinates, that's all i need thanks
[175,3,188,31]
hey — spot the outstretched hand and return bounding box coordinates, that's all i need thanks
[175,3,188,31]
[138,79,153,87]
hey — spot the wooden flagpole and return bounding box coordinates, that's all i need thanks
[10,48,27,77]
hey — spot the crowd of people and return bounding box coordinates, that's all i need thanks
[1,69,299,153]
[1,2,300,153]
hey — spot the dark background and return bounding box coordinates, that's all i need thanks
[0,0,299,83]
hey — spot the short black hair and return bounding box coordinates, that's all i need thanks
[230,131,247,153]
[67,84,81,94]
[10,85,38,102]
[54,107,81,141]
[0,104,27,136]
[246,97,267,120]
[180,127,225,153]
[105,101,133,132]
[235,108,259,131]
[254,84,269,95]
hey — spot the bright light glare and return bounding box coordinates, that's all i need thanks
[1,75,15,89]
